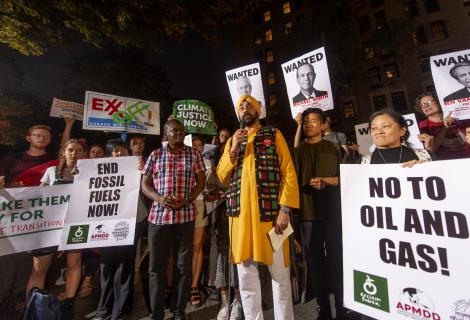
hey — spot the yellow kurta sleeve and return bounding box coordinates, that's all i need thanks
[216,137,237,185]
[275,129,300,209]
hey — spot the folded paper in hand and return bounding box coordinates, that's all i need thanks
[268,223,294,252]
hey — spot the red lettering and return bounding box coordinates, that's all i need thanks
[92,98,104,110]
[104,99,123,115]
[396,302,404,310]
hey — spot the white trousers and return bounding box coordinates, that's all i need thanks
[236,248,294,320]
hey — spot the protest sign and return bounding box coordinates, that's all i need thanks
[59,157,140,250]
[281,47,333,118]
[341,160,470,320]
[50,98,84,121]
[173,100,217,135]
[225,62,266,119]
[354,113,422,156]
[0,185,71,256]
[431,49,470,119]
[83,91,160,135]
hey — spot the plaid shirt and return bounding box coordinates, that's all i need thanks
[143,145,205,225]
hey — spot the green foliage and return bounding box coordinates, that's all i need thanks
[0,0,258,56]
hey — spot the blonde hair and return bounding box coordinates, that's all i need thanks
[57,139,83,178]
[28,125,52,135]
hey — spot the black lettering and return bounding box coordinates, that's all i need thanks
[385,177,401,198]
[407,177,423,199]
[360,205,375,227]
[445,211,469,239]
[369,178,383,198]
[425,176,446,200]
[404,208,424,234]
[417,244,437,273]
[422,210,444,236]
[398,241,417,270]
[379,238,396,264]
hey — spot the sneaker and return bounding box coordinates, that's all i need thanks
[229,299,243,320]
[217,300,230,320]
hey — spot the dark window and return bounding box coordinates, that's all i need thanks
[465,0,470,7]
[254,33,263,45]
[391,92,408,111]
[411,25,427,45]
[358,16,371,33]
[284,21,293,35]
[343,101,356,119]
[374,10,387,29]
[404,0,419,16]
[373,95,387,110]
[430,20,448,41]
[253,11,261,25]
[294,0,303,9]
[424,0,440,12]
[418,55,431,72]
[269,93,278,106]
[368,67,381,83]
[370,0,384,8]
[385,62,400,79]
[268,71,275,85]
[266,49,274,63]
[355,0,367,9]
[296,14,305,24]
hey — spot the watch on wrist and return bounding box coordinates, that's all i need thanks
[280,205,291,214]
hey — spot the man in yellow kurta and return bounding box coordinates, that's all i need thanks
[217,95,299,320]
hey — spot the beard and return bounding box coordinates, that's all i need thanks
[241,112,258,126]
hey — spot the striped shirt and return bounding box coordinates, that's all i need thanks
[143,144,205,225]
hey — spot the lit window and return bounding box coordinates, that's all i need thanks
[268,71,275,85]
[364,47,375,59]
[266,49,274,63]
[264,10,271,22]
[343,101,356,119]
[265,28,273,41]
[283,2,291,14]
[385,62,400,79]
[431,20,448,41]
[269,93,278,106]
[284,21,292,35]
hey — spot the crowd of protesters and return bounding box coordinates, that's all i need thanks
[0,90,468,320]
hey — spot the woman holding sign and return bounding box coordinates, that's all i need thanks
[25,139,84,319]
[362,110,432,165]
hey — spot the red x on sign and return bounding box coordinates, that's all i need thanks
[91,98,123,115]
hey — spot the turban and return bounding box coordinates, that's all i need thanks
[236,95,261,115]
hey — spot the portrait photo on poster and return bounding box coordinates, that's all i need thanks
[225,62,266,119]
[281,46,334,118]
[430,48,470,119]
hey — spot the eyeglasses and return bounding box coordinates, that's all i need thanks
[419,100,437,109]
[30,134,50,139]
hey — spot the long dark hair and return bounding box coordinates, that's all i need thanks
[368,109,410,147]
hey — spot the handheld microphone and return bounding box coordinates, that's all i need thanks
[239,119,246,130]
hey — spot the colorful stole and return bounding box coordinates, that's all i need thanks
[226,127,280,221]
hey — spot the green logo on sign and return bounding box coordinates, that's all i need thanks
[67,225,89,244]
[354,270,390,313]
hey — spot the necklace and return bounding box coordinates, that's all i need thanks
[376,146,403,164]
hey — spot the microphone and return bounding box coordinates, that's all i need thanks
[239,119,246,130]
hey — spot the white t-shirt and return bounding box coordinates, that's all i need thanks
[41,166,74,185]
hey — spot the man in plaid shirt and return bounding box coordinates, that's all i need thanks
[142,119,205,320]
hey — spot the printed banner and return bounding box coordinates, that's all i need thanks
[431,49,470,119]
[341,161,470,320]
[173,100,217,135]
[225,62,266,119]
[354,113,422,156]
[59,157,140,250]
[83,91,160,135]
[281,47,333,118]
[50,98,84,121]
[0,185,71,256]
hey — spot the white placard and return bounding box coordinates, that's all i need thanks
[0,185,71,256]
[355,113,422,155]
[50,98,84,121]
[83,91,160,135]
[281,47,333,118]
[225,62,266,119]
[59,157,140,250]
[430,49,470,119]
[341,161,470,320]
